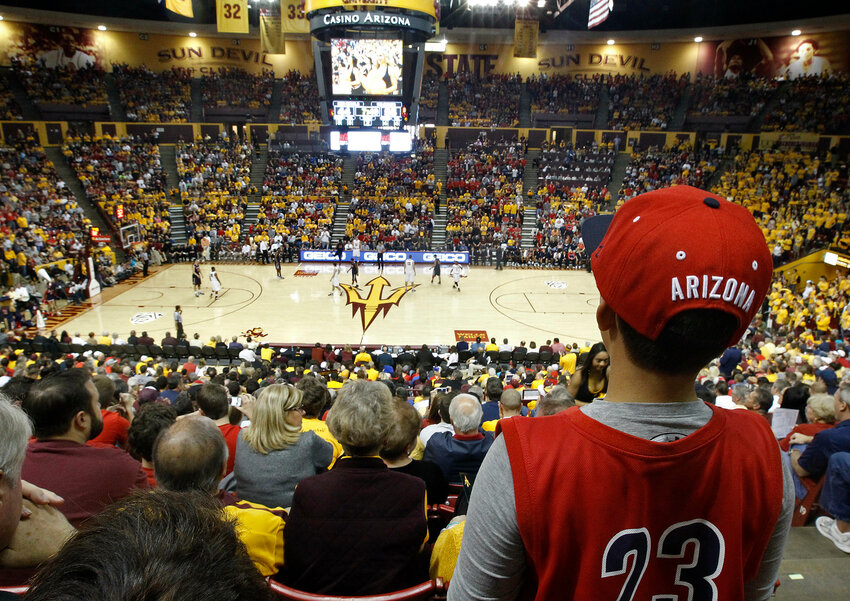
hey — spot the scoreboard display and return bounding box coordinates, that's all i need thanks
[331,100,406,129]
[306,0,435,151]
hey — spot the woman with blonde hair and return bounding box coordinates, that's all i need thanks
[234,383,333,508]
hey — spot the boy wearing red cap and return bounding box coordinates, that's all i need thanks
[449,187,794,601]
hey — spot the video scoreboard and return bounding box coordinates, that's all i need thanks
[305,0,436,152]
[330,100,406,129]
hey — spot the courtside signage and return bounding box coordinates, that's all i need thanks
[301,250,468,264]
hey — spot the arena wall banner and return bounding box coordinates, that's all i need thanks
[426,41,701,78]
[300,250,469,264]
[0,21,313,74]
[282,0,311,33]
[695,31,849,78]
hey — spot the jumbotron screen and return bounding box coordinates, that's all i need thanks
[330,38,403,96]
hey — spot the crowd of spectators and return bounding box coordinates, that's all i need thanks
[278,70,320,123]
[0,75,22,120]
[687,73,779,118]
[762,74,850,134]
[63,134,170,245]
[201,67,273,111]
[710,148,848,266]
[347,139,437,250]
[256,151,342,252]
[111,64,192,122]
[445,135,525,256]
[418,71,439,122]
[536,141,615,195]
[14,63,107,106]
[617,143,718,202]
[527,73,602,115]
[448,73,520,127]
[606,72,687,130]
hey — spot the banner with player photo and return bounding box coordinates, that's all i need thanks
[4,23,103,69]
[695,31,849,79]
[260,5,286,55]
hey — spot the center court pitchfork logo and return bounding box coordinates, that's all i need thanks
[340,276,417,332]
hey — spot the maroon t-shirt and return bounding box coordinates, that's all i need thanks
[22,439,150,527]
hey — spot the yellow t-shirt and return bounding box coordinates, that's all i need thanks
[301,418,343,467]
[429,518,466,583]
[222,501,286,577]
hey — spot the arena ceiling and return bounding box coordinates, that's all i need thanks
[0,0,847,41]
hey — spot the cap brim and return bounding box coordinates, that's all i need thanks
[581,214,615,256]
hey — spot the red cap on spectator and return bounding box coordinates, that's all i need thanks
[590,186,772,346]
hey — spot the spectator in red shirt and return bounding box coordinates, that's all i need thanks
[20,369,150,527]
[196,384,241,476]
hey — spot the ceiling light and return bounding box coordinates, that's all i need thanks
[694,36,703,43]
[0,16,5,21]
[98,25,107,31]
[791,29,801,36]
[188,32,197,37]
[606,39,615,45]
[517,0,529,7]
[537,0,545,6]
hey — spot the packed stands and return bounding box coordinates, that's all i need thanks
[175,136,254,196]
[419,71,439,122]
[14,63,107,107]
[63,134,170,244]
[448,73,521,127]
[112,64,192,122]
[279,70,321,124]
[618,144,718,202]
[445,135,525,255]
[348,139,437,250]
[606,73,687,130]
[686,74,779,131]
[256,150,343,250]
[536,141,615,195]
[201,67,273,118]
[711,148,848,266]
[0,75,22,120]
[762,74,850,134]
[527,73,601,127]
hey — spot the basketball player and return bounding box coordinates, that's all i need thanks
[449,186,794,600]
[450,262,464,291]
[403,256,416,292]
[192,261,203,297]
[348,258,360,287]
[209,266,222,301]
[329,261,343,296]
[431,257,441,285]
[274,249,283,279]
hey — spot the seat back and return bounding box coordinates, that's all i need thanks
[793,474,826,527]
[175,345,189,358]
[268,579,443,601]
[538,350,553,364]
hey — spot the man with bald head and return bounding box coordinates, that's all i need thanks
[482,389,523,433]
[153,417,285,577]
[423,394,494,484]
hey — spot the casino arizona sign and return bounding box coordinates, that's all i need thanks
[322,12,411,25]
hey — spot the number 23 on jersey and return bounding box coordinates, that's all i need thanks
[602,520,725,601]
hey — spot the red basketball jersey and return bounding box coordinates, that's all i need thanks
[501,404,783,601]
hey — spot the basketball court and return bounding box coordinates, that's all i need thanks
[55,263,603,348]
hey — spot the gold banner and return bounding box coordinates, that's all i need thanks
[305,0,438,20]
[165,0,194,19]
[260,9,287,55]
[282,0,311,33]
[217,0,250,34]
[758,132,820,151]
[513,18,538,59]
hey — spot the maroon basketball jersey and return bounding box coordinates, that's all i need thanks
[501,404,783,601]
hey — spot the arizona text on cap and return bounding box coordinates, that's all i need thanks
[590,186,772,345]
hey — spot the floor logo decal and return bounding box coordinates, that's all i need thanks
[340,276,416,332]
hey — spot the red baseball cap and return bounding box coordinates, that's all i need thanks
[590,186,772,345]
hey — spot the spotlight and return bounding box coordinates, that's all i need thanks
[694,36,703,43]
[791,29,801,36]
[189,32,198,37]
[98,25,107,31]
[606,39,615,45]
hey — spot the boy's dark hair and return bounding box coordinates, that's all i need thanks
[195,384,229,420]
[296,375,330,419]
[128,403,178,462]
[618,309,738,375]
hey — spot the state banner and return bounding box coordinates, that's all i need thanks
[217,0,250,34]
[514,18,538,58]
[260,5,286,55]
